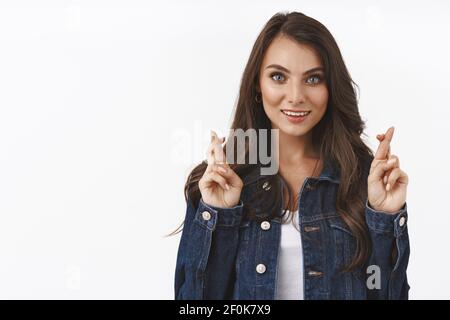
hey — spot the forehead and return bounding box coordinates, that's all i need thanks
[260,35,322,73]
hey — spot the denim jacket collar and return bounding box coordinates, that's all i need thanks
[244,156,341,187]
[316,157,340,184]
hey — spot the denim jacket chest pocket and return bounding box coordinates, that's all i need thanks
[236,220,252,273]
[327,216,357,267]
[233,219,255,299]
[326,216,367,299]
[300,214,356,265]
[297,214,362,299]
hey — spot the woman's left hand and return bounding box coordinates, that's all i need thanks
[367,127,409,214]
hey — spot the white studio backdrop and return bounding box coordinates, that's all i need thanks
[0,0,448,299]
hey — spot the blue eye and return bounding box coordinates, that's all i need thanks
[270,72,285,82]
[306,74,323,85]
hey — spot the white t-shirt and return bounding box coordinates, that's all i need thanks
[275,209,304,300]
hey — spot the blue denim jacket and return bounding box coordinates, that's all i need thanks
[174,157,410,300]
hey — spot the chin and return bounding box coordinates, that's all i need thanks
[278,124,311,137]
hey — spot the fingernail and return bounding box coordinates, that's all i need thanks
[386,183,391,191]
[225,183,230,190]
[388,158,395,165]
[383,176,387,184]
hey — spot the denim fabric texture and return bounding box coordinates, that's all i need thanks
[174,156,410,300]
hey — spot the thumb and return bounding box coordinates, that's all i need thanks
[370,158,396,182]
[219,163,243,188]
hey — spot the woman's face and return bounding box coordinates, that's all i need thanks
[258,35,328,138]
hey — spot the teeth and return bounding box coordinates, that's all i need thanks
[282,110,310,117]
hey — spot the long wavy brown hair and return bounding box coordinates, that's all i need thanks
[169,11,375,271]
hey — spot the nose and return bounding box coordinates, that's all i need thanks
[287,81,306,105]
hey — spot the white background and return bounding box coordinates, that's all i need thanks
[0,0,449,299]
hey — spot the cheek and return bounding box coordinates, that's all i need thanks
[260,82,284,107]
[309,86,328,110]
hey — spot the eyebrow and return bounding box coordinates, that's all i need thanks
[265,64,324,75]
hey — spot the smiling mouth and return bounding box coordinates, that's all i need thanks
[281,110,311,117]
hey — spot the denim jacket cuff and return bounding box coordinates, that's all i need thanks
[365,200,408,237]
[195,198,244,231]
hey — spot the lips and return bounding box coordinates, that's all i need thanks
[281,109,311,123]
[281,110,311,117]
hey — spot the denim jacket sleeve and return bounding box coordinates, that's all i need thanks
[174,197,244,300]
[364,200,410,300]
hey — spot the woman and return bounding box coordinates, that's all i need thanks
[173,11,409,300]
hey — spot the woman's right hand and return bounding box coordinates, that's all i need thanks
[198,130,244,208]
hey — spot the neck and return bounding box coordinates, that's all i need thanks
[276,130,319,166]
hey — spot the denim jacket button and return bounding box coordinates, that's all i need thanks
[201,211,211,221]
[262,181,271,191]
[260,221,271,230]
[256,264,266,274]
[308,270,323,277]
[304,226,320,232]
[399,216,406,227]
